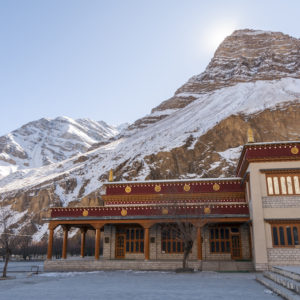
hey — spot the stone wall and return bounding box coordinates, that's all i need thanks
[240,224,251,259]
[44,259,254,272]
[267,248,300,265]
[262,196,300,208]
[103,225,115,259]
[149,226,157,260]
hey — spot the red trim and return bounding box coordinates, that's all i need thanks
[237,143,300,177]
[106,181,243,196]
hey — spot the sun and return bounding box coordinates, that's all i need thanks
[203,21,239,52]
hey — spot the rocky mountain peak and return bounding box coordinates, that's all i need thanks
[0,117,119,179]
[178,29,300,92]
[152,29,300,112]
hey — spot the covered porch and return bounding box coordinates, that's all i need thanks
[45,216,252,271]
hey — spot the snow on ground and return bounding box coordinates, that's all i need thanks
[1,77,300,202]
[148,108,179,117]
[0,262,280,300]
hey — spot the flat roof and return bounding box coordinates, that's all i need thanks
[104,177,243,185]
[244,141,300,146]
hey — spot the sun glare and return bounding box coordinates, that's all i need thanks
[203,21,239,53]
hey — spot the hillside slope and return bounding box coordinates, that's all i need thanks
[1,29,300,241]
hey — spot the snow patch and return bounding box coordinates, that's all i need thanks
[218,146,243,163]
[32,223,49,242]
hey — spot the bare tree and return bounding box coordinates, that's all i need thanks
[161,203,207,270]
[0,205,18,278]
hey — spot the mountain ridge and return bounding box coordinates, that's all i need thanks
[0,116,120,179]
[1,28,300,241]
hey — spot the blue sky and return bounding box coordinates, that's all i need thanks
[0,0,300,135]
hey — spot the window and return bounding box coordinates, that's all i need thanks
[210,226,231,253]
[125,228,144,253]
[271,224,300,247]
[266,173,300,196]
[161,226,184,253]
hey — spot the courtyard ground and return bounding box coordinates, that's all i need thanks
[0,261,280,300]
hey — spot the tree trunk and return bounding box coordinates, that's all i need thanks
[182,241,193,270]
[2,249,10,278]
[183,250,188,269]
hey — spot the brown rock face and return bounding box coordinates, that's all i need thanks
[142,103,300,179]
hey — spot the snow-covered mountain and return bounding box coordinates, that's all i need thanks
[0,116,119,179]
[130,29,300,130]
[1,29,300,241]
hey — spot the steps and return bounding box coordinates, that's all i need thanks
[256,267,300,300]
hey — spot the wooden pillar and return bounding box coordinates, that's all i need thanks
[95,227,101,260]
[80,228,86,258]
[47,227,54,260]
[144,227,150,261]
[62,226,68,259]
[197,227,202,260]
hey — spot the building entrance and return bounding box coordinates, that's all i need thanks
[231,234,241,259]
[115,234,125,259]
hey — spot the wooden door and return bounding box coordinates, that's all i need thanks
[115,234,125,259]
[231,235,241,259]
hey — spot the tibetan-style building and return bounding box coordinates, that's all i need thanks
[44,140,300,271]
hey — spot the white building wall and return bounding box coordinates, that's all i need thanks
[247,160,300,270]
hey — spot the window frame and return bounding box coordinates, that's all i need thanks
[209,226,233,254]
[161,225,184,254]
[266,173,300,196]
[271,223,300,248]
[117,226,144,254]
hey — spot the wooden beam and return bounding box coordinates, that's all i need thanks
[48,217,249,228]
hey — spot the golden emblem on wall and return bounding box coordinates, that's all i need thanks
[162,208,168,215]
[154,185,161,192]
[291,146,299,155]
[183,184,191,192]
[82,209,89,217]
[121,208,127,216]
[125,186,132,193]
[213,183,220,191]
[204,207,211,214]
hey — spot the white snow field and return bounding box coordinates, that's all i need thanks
[0,262,280,300]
